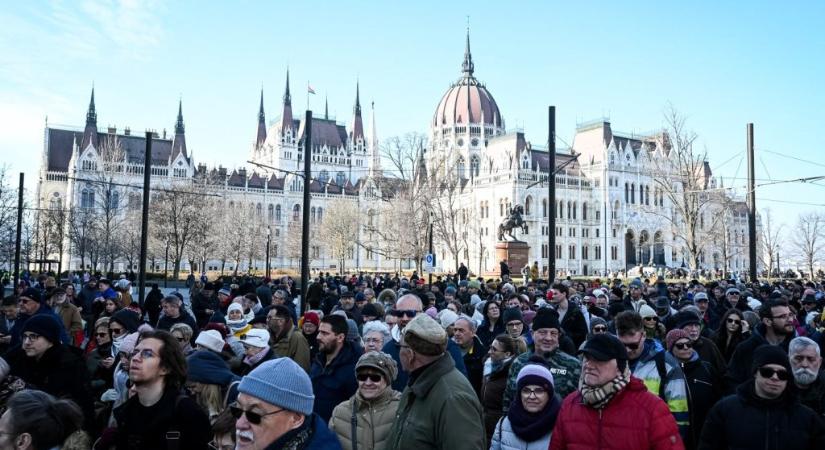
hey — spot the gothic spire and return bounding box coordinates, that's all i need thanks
[175,99,185,134]
[283,68,292,106]
[462,27,474,77]
[324,94,329,120]
[351,81,364,141]
[256,88,267,148]
[81,86,99,149]
[353,80,362,117]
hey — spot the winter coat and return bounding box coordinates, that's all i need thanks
[481,358,513,445]
[385,353,485,450]
[113,387,211,450]
[698,380,825,450]
[629,339,690,439]
[477,319,505,349]
[724,324,793,392]
[328,388,401,450]
[7,343,94,428]
[503,349,581,413]
[677,353,723,450]
[558,305,589,349]
[797,372,825,416]
[271,326,311,372]
[550,376,685,450]
[9,304,69,348]
[691,336,726,378]
[310,341,362,422]
[490,416,551,450]
[55,302,84,346]
[86,342,115,395]
[236,347,277,376]
[459,335,488,396]
[382,326,467,391]
[156,311,199,337]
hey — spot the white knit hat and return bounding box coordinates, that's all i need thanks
[240,329,270,348]
[195,330,225,353]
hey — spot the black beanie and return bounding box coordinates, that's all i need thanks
[531,308,560,331]
[502,307,523,325]
[361,303,380,318]
[751,344,791,374]
[22,314,62,344]
[111,309,141,333]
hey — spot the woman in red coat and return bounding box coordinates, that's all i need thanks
[551,334,684,450]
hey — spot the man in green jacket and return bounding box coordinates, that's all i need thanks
[267,305,311,372]
[385,313,484,450]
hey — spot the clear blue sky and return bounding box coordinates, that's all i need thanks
[1,1,823,239]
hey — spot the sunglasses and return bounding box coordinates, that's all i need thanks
[726,318,741,325]
[674,342,693,350]
[643,316,657,322]
[593,326,607,332]
[392,309,418,318]
[110,327,125,336]
[229,403,287,425]
[758,367,790,381]
[95,332,109,338]
[356,373,383,383]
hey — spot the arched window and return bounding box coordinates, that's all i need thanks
[109,190,119,210]
[558,200,563,219]
[292,204,300,221]
[524,196,533,215]
[542,198,548,218]
[317,207,323,224]
[582,202,588,221]
[268,204,274,221]
[470,155,480,177]
[256,203,262,217]
[625,183,629,203]
[567,201,572,219]
[457,157,466,179]
[275,204,282,222]
[630,183,636,204]
[310,207,316,224]
[572,202,577,220]
[81,190,93,209]
[318,170,329,184]
[336,172,347,186]
[645,186,650,206]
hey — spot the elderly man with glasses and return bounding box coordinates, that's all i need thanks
[233,357,341,449]
[267,305,310,372]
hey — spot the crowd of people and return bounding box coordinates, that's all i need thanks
[1,269,825,449]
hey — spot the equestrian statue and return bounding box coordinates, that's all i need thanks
[498,205,527,241]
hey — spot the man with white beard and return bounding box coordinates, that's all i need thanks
[789,337,825,415]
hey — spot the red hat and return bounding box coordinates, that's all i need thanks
[304,311,320,327]
[545,290,554,300]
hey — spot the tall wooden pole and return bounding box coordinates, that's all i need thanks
[300,111,312,315]
[13,173,24,289]
[138,132,152,305]
[548,106,556,283]
[746,123,757,282]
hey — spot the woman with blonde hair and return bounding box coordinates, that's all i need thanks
[185,351,239,423]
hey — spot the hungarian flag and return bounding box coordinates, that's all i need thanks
[307,84,316,95]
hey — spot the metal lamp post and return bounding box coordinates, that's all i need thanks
[266,226,271,279]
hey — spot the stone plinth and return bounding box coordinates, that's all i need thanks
[494,241,530,277]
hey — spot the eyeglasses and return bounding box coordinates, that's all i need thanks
[96,332,109,338]
[489,345,505,353]
[267,316,285,322]
[364,337,382,344]
[392,310,418,318]
[674,342,693,350]
[623,336,645,351]
[758,367,790,381]
[131,349,156,360]
[592,326,607,333]
[356,373,383,383]
[110,327,125,336]
[506,321,523,328]
[771,314,791,320]
[726,318,741,325]
[520,387,548,398]
[643,316,657,322]
[229,403,287,425]
[22,333,41,342]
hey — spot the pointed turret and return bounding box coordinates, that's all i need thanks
[256,89,267,148]
[324,95,329,120]
[462,27,474,77]
[351,81,364,142]
[279,68,294,133]
[81,87,99,149]
[368,101,381,177]
[172,99,188,158]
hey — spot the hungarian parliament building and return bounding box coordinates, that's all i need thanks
[36,33,755,278]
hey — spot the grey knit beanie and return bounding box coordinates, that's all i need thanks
[238,358,314,415]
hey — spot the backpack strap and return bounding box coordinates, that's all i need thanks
[654,351,668,401]
[350,398,358,450]
[166,394,186,450]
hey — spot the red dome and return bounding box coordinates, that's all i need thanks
[432,78,502,128]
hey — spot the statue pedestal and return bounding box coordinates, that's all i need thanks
[494,241,530,277]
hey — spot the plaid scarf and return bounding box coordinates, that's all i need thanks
[579,365,630,409]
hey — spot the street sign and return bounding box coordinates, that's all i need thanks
[424,253,435,272]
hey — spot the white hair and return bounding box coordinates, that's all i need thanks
[789,336,821,357]
[454,315,477,332]
[362,320,391,342]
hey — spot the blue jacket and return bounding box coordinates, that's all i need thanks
[9,303,70,348]
[310,341,362,422]
[263,413,342,450]
[383,331,468,391]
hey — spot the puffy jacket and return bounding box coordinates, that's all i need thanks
[385,353,484,450]
[489,416,550,450]
[503,349,581,413]
[310,341,362,422]
[698,380,825,450]
[329,388,401,450]
[550,377,685,450]
[630,339,689,439]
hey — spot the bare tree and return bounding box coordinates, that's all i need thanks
[647,105,715,270]
[0,166,19,271]
[120,210,143,273]
[758,208,783,279]
[68,208,96,271]
[792,211,824,280]
[318,199,359,273]
[426,146,467,273]
[150,180,209,279]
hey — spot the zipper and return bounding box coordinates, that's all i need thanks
[598,409,603,450]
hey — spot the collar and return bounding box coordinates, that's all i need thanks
[410,353,455,397]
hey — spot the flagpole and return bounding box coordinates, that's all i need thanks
[306,81,310,111]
